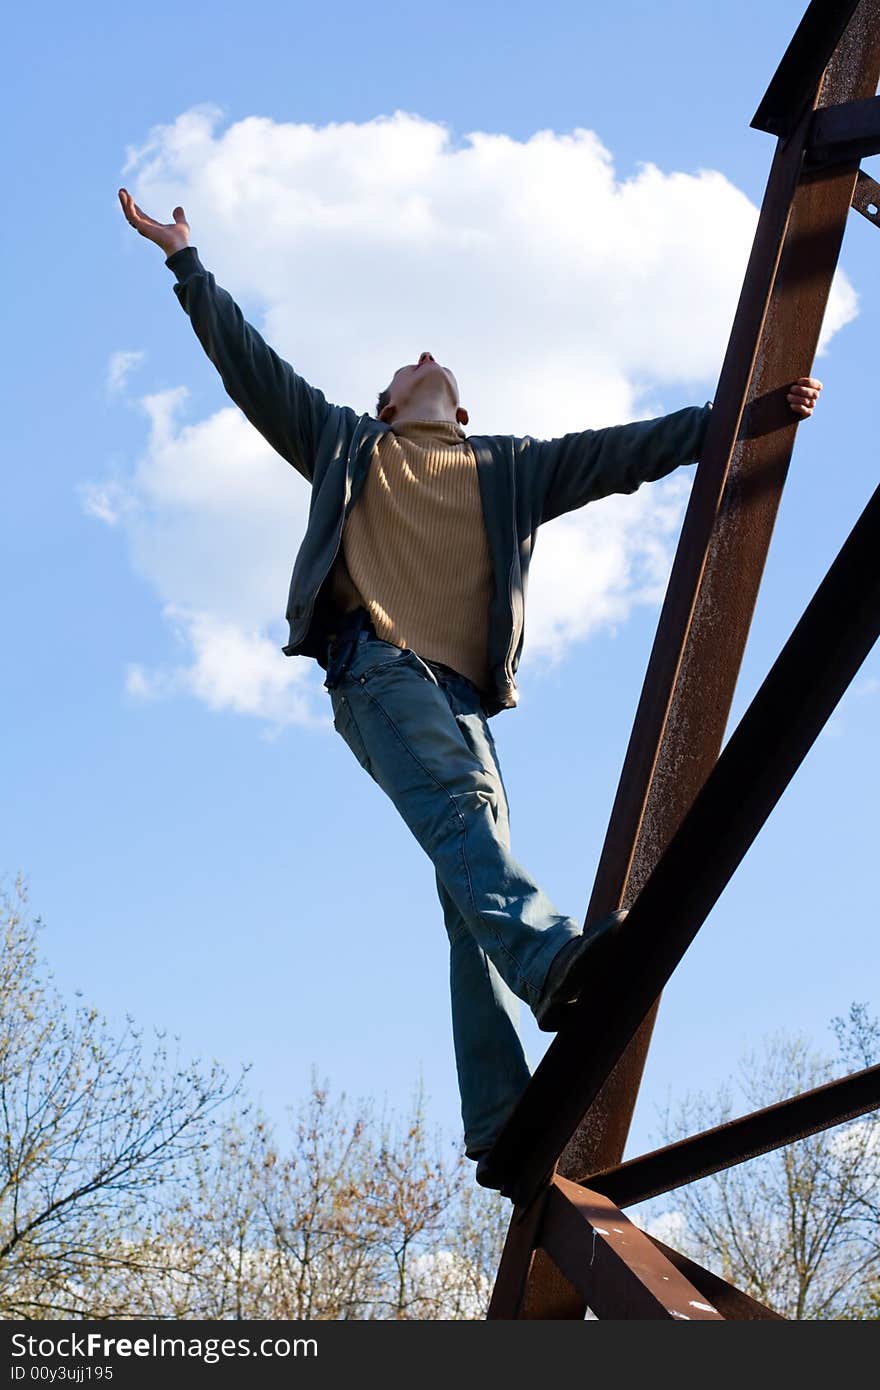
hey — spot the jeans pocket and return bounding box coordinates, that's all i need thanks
[331,690,372,774]
[345,638,413,686]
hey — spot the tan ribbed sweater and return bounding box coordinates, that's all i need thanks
[329,419,493,693]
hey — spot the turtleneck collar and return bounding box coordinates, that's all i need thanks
[390,418,467,446]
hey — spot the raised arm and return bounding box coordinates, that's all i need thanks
[118,189,333,483]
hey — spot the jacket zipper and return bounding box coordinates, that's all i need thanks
[504,472,522,691]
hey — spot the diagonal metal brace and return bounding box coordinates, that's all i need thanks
[647,1238,783,1320]
[540,1178,724,1320]
[491,479,880,1209]
[851,168,880,226]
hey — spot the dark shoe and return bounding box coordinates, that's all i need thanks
[534,908,629,1032]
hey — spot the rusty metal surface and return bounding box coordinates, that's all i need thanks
[518,1252,585,1320]
[540,1179,724,1320]
[807,93,880,163]
[586,1064,880,1209]
[486,0,880,1317]
[555,119,813,1197]
[752,0,861,134]
[492,476,880,1209]
[485,1190,547,1319]
[851,165,880,221]
[647,1238,784,1320]
[559,0,880,1190]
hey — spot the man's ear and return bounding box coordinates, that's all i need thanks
[456,406,469,427]
[379,403,397,423]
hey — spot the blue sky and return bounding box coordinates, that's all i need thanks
[4,0,878,1169]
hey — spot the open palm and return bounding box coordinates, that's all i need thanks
[118,187,190,256]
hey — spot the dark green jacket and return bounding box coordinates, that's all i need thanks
[166,246,711,716]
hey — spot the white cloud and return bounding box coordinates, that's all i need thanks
[78,480,131,526]
[106,348,146,396]
[827,1116,880,1168]
[526,475,693,660]
[94,107,858,726]
[818,277,859,356]
[125,607,321,734]
[405,1248,491,1318]
[111,386,323,730]
[124,388,310,629]
[633,1207,690,1249]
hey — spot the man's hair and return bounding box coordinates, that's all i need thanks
[376,386,391,417]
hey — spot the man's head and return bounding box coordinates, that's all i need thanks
[375,352,469,428]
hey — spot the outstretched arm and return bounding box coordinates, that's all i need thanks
[526,378,823,524]
[529,402,712,525]
[118,189,333,483]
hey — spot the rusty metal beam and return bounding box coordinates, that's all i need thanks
[489,0,880,1317]
[553,120,811,1210]
[647,1238,784,1320]
[518,1252,585,1320]
[807,94,880,164]
[851,167,880,224]
[585,1064,880,1210]
[539,1178,724,1319]
[490,1197,786,1320]
[751,0,861,135]
[489,477,880,1209]
[558,0,880,1192]
[486,1190,548,1319]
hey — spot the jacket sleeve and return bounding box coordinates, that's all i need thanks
[525,402,712,524]
[166,246,333,483]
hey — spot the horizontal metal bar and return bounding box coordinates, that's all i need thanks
[492,481,880,1208]
[851,168,880,227]
[540,1179,723,1320]
[585,1064,880,1209]
[806,94,880,164]
[752,0,861,136]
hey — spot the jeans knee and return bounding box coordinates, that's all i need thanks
[454,783,506,836]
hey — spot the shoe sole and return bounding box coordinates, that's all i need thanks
[534,907,629,1032]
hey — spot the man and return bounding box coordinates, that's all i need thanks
[118,188,822,1187]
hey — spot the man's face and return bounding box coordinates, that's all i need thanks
[384,351,462,417]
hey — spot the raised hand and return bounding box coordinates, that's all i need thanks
[118,187,190,257]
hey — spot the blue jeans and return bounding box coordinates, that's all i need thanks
[326,631,581,1155]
